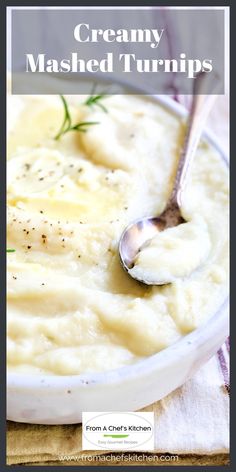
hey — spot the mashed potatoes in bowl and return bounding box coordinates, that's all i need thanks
[7,90,229,381]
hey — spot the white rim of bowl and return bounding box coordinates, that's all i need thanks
[7,88,229,390]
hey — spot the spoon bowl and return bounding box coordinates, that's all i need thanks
[119,207,185,285]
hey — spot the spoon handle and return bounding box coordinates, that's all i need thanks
[168,72,218,209]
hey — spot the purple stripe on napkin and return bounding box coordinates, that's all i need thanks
[161,7,180,99]
[217,347,230,394]
[225,337,230,353]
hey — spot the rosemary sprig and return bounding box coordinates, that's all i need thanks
[85,93,108,113]
[54,95,99,141]
[7,249,15,253]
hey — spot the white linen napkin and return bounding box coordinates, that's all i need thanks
[147,344,229,454]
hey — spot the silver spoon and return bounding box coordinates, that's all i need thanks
[119,72,218,285]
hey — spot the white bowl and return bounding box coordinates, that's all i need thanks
[7,92,229,425]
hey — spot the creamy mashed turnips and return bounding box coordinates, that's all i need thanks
[130,218,212,284]
[7,93,229,375]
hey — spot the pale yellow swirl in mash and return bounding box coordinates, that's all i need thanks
[7,93,229,375]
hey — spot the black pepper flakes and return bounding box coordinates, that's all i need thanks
[27,245,32,249]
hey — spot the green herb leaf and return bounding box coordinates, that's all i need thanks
[54,95,99,141]
[85,94,108,113]
[54,95,71,140]
[71,121,100,132]
[7,249,15,253]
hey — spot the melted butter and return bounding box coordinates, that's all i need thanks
[7,97,87,159]
[9,185,125,223]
